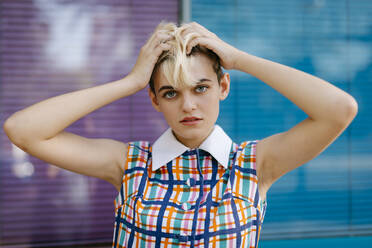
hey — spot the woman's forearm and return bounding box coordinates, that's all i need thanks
[233,51,358,123]
[3,75,141,146]
[4,24,174,149]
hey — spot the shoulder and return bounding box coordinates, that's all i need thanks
[237,140,268,197]
[127,141,152,159]
[110,141,151,192]
[122,141,151,169]
[234,140,268,203]
[237,140,260,166]
[127,141,151,152]
[237,140,259,157]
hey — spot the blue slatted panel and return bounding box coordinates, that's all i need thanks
[192,0,372,241]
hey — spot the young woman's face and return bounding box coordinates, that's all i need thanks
[149,54,230,148]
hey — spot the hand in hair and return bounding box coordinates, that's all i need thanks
[128,28,174,90]
[180,22,240,70]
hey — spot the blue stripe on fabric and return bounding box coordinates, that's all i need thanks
[150,177,221,185]
[127,146,150,247]
[230,197,242,247]
[203,157,218,247]
[116,215,258,242]
[255,208,260,248]
[124,166,146,174]
[254,187,259,208]
[127,193,138,246]
[236,166,256,175]
[131,142,149,153]
[155,161,174,248]
[228,143,240,189]
[120,184,124,205]
[113,207,122,248]
[190,148,204,247]
[138,196,230,211]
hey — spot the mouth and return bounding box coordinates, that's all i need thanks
[180,116,203,125]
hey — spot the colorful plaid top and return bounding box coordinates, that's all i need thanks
[113,125,267,248]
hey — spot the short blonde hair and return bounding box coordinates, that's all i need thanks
[149,21,223,94]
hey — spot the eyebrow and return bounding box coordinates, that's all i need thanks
[157,78,212,94]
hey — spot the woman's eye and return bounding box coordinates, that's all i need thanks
[195,85,208,93]
[163,90,177,99]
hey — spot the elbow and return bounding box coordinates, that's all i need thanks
[3,116,16,140]
[345,96,358,122]
[3,115,30,150]
[351,97,358,116]
[334,96,358,127]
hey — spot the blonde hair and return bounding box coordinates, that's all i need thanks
[149,21,223,94]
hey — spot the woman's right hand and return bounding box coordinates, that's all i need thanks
[128,28,174,90]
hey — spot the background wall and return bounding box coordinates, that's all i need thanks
[190,0,372,246]
[0,0,371,247]
[0,0,177,247]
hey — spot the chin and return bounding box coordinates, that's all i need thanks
[178,125,212,138]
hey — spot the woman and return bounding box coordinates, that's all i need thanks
[3,21,358,247]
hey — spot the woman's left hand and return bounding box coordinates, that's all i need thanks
[180,22,241,70]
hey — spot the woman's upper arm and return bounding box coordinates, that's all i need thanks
[18,131,128,191]
[256,117,351,193]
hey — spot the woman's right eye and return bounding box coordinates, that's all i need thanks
[163,90,177,99]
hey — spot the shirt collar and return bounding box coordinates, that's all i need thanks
[151,125,232,171]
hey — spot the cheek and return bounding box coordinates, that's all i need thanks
[159,102,177,117]
[201,94,220,112]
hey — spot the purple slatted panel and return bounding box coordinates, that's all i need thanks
[0,0,178,246]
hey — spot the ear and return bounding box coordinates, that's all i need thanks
[219,72,230,100]
[148,87,161,112]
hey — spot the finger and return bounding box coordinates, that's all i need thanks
[179,23,200,40]
[184,31,202,51]
[151,33,174,49]
[187,37,215,55]
[147,30,173,46]
[154,36,174,50]
[186,34,205,54]
[188,22,217,39]
[154,41,172,56]
[182,22,211,38]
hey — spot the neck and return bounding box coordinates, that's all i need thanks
[172,126,215,149]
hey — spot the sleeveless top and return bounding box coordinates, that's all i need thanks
[112,140,267,248]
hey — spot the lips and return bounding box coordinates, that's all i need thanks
[180,116,202,123]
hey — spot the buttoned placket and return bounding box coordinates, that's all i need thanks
[176,148,204,243]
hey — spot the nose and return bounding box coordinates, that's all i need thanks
[181,93,197,112]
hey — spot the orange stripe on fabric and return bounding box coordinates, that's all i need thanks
[242,174,258,183]
[172,157,183,202]
[236,169,242,196]
[143,181,150,200]
[237,200,249,225]
[127,157,147,164]
[165,206,175,233]
[123,144,132,172]
[174,156,182,180]
[147,181,168,191]
[161,239,191,247]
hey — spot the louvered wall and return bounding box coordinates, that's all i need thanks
[0,0,178,247]
[1,0,371,247]
[192,0,372,240]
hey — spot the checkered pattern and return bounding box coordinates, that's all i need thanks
[113,140,267,248]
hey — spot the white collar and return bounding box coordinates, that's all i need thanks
[151,125,233,171]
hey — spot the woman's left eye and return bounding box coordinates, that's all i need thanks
[195,85,208,93]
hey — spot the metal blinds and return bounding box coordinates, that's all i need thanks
[0,0,178,247]
[192,0,372,241]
